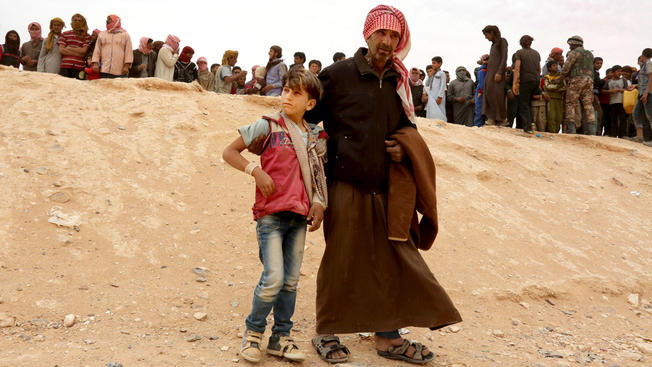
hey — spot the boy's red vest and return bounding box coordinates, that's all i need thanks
[252,115,309,220]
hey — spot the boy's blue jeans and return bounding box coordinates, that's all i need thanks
[633,95,652,141]
[245,211,306,336]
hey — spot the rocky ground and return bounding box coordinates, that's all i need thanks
[0,66,651,366]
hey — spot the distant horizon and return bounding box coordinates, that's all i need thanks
[2,0,649,78]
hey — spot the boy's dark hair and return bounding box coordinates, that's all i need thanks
[431,56,442,63]
[519,35,533,48]
[233,66,242,72]
[643,48,652,58]
[333,52,345,62]
[605,68,612,74]
[546,60,558,69]
[612,65,622,71]
[210,63,219,70]
[622,65,633,73]
[294,51,306,62]
[270,45,282,58]
[593,57,603,62]
[425,65,433,71]
[282,67,323,101]
[308,59,321,68]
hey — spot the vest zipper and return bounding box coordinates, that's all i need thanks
[379,79,383,88]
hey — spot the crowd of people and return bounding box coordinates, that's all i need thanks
[2,15,651,145]
[408,26,652,146]
[0,14,344,96]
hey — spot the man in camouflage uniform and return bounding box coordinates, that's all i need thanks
[560,35,595,134]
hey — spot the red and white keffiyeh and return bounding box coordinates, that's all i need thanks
[363,5,415,123]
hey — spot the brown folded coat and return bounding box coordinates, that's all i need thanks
[388,126,438,250]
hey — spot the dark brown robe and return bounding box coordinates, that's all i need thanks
[309,48,461,335]
[482,37,508,121]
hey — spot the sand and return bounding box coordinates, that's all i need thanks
[0,65,651,366]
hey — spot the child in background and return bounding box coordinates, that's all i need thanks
[222,67,327,364]
[604,65,631,138]
[543,60,566,133]
[531,86,547,132]
[83,55,100,80]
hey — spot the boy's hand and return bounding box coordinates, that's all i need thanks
[252,168,275,197]
[307,203,324,232]
[385,140,404,162]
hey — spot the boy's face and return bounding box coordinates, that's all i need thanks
[594,59,602,70]
[426,68,434,77]
[309,63,321,75]
[613,69,622,78]
[550,63,558,73]
[281,85,316,118]
[431,61,441,70]
[606,70,613,79]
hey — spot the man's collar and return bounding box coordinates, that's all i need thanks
[354,47,397,78]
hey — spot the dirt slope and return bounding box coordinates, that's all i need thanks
[1,66,651,367]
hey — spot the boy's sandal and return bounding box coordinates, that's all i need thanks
[240,331,263,363]
[267,335,305,361]
[311,335,350,363]
[377,339,435,365]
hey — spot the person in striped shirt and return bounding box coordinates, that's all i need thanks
[58,14,90,79]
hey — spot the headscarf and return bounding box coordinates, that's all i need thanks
[179,46,194,63]
[71,13,88,36]
[221,50,238,65]
[138,37,153,55]
[4,31,20,55]
[106,14,124,33]
[455,66,469,82]
[164,34,180,53]
[197,57,208,72]
[28,22,42,41]
[409,67,422,86]
[363,5,415,123]
[45,17,65,53]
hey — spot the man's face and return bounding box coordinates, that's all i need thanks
[147,41,154,51]
[106,16,112,26]
[484,32,494,42]
[594,59,603,70]
[52,22,63,34]
[309,63,320,75]
[29,24,40,32]
[229,56,237,66]
[72,15,83,24]
[7,32,18,41]
[366,29,400,66]
[410,69,419,79]
[183,50,194,60]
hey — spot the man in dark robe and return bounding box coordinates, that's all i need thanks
[303,5,461,365]
[481,25,509,126]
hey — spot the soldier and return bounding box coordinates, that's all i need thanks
[560,35,595,134]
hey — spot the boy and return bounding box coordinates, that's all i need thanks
[604,65,631,138]
[222,68,327,364]
[543,60,566,133]
[426,56,447,120]
[531,85,547,132]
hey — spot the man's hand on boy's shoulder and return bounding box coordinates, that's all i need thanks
[247,134,267,155]
[307,203,324,232]
[252,168,275,197]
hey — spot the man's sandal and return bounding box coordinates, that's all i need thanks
[377,339,434,365]
[267,334,305,361]
[311,335,350,363]
[240,330,263,363]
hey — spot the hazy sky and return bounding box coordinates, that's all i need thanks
[2,0,650,77]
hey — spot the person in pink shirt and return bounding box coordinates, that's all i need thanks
[91,14,133,78]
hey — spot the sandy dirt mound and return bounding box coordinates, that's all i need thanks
[1,65,651,366]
